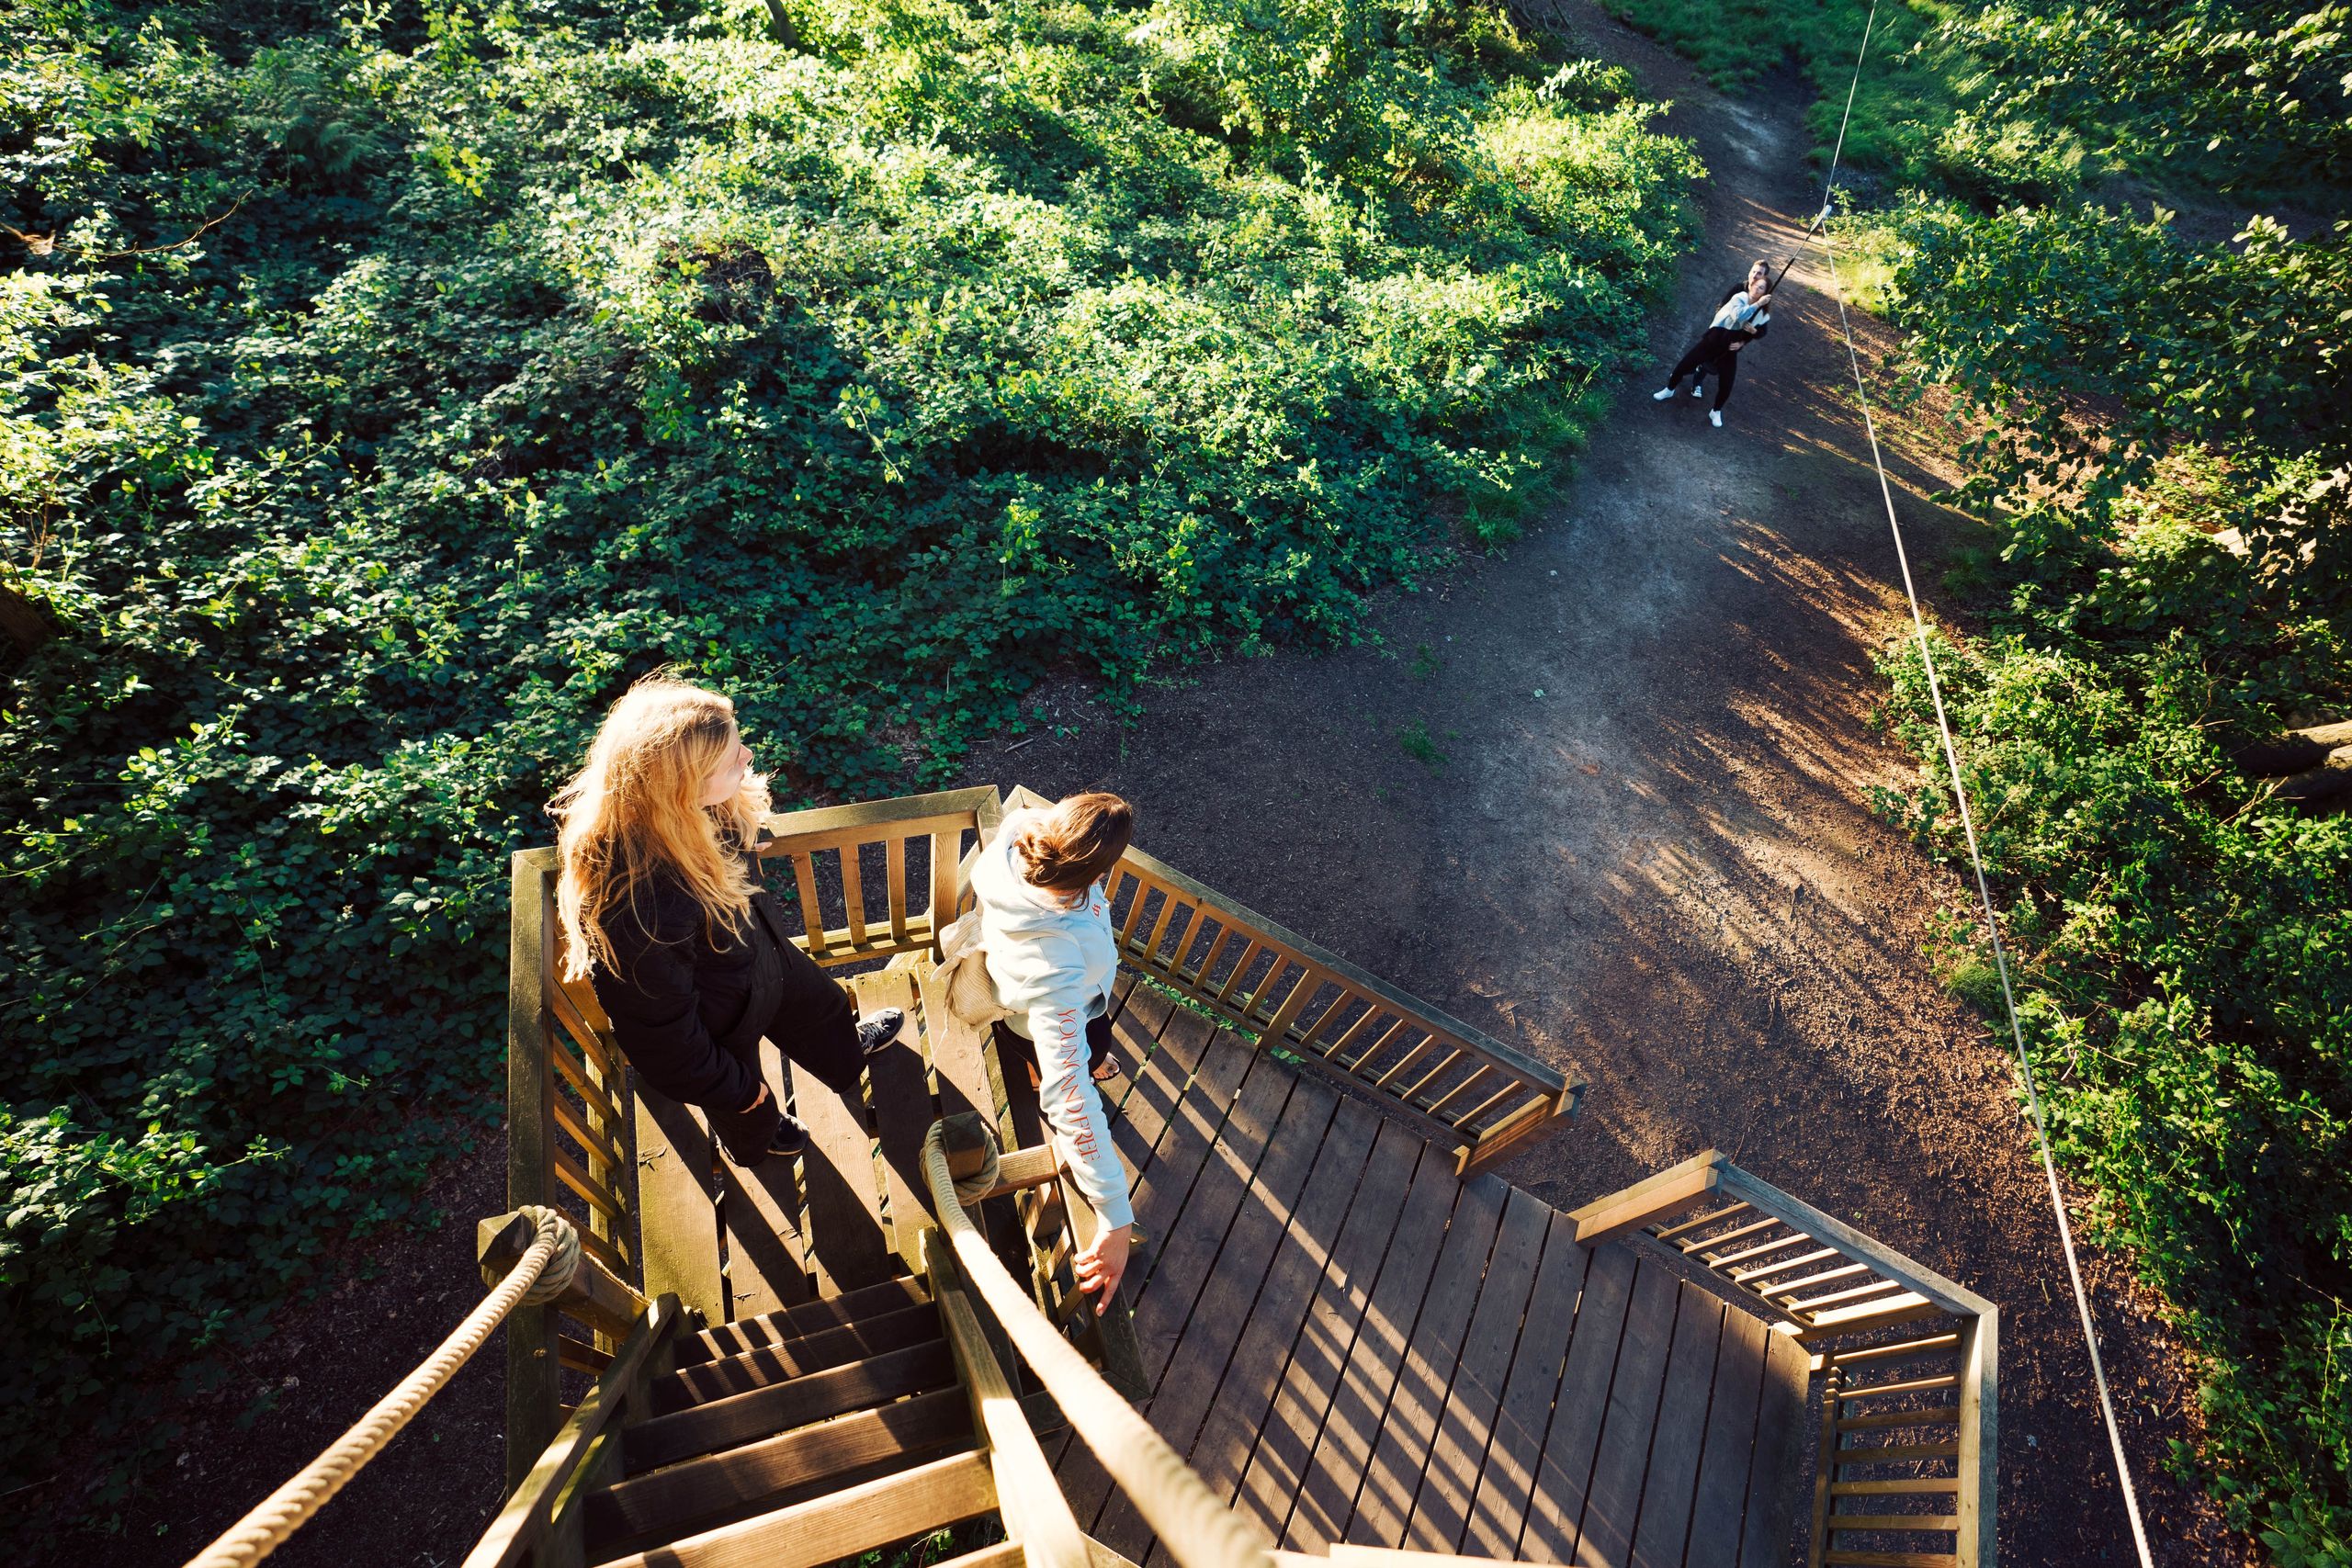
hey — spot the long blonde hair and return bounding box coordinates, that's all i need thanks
[550,675,772,982]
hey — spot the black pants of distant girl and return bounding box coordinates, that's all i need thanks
[1663,326,1746,411]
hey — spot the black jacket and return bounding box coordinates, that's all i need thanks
[588,852,788,1116]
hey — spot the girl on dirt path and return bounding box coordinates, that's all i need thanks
[551,674,904,1168]
[1653,258,1775,426]
[971,791,1136,1312]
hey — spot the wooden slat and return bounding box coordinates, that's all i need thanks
[1831,1333,1961,1368]
[1568,1256,1680,1564]
[1456,1208,1587,1558]
[585,1385,975,1550]
[858,969,936,1271]
[1400,1183,1547,1551]
[1516,1240,1636,1561]
[1821,1554,1961,1568]
[1049,1011,1252,1506]
[1623,1281,1727,1568]
[722,1038,818,1317]
[1680,1303,1770,1568]
[841,842,870,947]
[1285,1150,1469,1551]
[1838,1373,1960,1402]
[1826,1514,1962,1531]
[1073,1043,1296,1539]
[786,851,829,961]
[633,1086,726,1321]
[1091,1074,1340,1560]
[1180,1096,1388,1520]
[1718,1168,1991,1318]
[1567,1151,1727,1247]
[1653,1202,1750,1246]
[1232,1119,1424,1542]
[682,1277,929,1366]
[1829,1442,1960,1465]
[1838,1407,1963,1434]
[626,1337,958,1472]
[1738,1320,1814,1567]
[790,1037,895,1294]
[589,1448,996,1568]
[656,1301,945,1411]
[1831,1478,1963,1496]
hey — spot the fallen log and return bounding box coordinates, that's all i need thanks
[2268,745,2352,806]
[2233,719,2352,777]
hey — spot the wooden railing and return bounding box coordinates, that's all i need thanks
[997,786,1582,1175]
[1569,1152,1996,1568]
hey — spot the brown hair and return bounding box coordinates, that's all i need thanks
[1014,792,1134,892]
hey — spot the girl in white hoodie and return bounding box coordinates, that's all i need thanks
[972,792,1135,1311]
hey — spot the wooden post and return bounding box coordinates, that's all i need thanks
[1956,1307,1999,1567]
[504,850,562,1495]
[1805,1364,1840,1568]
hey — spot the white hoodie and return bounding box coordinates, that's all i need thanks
[971,808,1131,1229]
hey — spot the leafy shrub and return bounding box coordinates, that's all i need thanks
[1872,197,2351,1557]
[0,0,1697,1504]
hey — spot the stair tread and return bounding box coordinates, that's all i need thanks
[653,1301,945,1413]
[588,1449,997,1568]
[677,1277,930,1367]
[628,1337,959,1472]
[935,1543,1022,1568]
[590,1385,977,1551]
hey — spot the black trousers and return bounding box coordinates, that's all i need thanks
[1665,327,1742,411]
[992,1012,1116,1081]
[707,936,863,1163]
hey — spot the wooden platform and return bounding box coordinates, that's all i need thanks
[630,959,1810,1568]
[1055,987,1814,1568]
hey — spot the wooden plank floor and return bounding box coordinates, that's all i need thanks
[650,957,1814,1567]
[1055,1007,1815,1568]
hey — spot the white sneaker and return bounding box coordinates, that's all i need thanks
[1709,410,1723,427]
[1693,384,1706,398]
[1651,387,1675,400]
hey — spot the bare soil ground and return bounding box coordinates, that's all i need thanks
[28,8,2250,1566]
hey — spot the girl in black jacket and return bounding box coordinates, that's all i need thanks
[1652,259,1775,426]
[550,675,901,1165]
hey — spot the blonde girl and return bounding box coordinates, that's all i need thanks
[550,674,901,1165]
[971,792,1136,1311]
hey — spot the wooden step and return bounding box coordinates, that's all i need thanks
[628,1337,958,1471]
[588,1449,997,1568]
[934,1544,1023,1568]
[677,1277,930,1367]
[653,1301,944,1412]
[587,1385,977,1551]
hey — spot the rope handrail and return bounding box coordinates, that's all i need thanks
[920,1120,1278,1568]
[181,1206,582,1568]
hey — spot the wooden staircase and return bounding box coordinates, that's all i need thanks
[582,1280,979,1564]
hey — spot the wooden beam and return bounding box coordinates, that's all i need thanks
[464,1295,680,1568]
[589,1450,996,1568]
[504,849,562,1494]
[1955,1307,1998,1568]
[1567,1150,1727,1247]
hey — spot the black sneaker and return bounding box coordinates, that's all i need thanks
[857,1007,906,1055]
[767,1115,809,1158]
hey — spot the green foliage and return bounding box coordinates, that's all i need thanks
[1600,0,2350,208]
[1871,196,2352,1556]
[0,0,1697,1504]
[1396,716,1447,765]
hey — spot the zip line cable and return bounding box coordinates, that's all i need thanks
[1803,6,2157,1562]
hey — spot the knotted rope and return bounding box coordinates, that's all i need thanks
[920,1121,1274,1568]
[182,1206,579,1568]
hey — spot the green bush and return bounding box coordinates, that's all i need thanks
[0,0,1697,1505]
[1871,197,2351,1557]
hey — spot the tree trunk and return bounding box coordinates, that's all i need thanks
[763,0,798,48]
[2271,746,2352,807]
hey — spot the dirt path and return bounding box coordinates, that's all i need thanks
[959,9,2245,1562]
